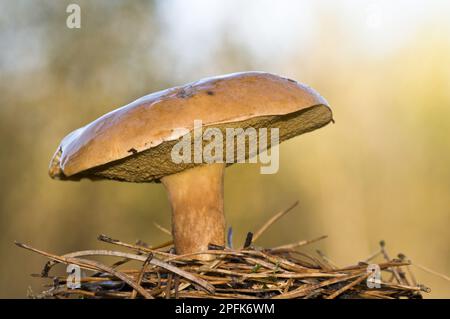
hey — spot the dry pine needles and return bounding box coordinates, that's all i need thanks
[17,202,432,299]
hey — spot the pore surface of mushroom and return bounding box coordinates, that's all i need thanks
[49,71,333,259]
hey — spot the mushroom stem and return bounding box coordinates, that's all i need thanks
[161,163,225,260]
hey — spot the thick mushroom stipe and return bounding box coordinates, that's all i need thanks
[161,163,225,260]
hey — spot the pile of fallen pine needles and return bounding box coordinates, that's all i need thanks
[17,201,435,299]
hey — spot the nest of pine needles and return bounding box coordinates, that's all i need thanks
[17,202,431,299]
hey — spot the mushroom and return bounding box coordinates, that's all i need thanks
[49,71,333,259]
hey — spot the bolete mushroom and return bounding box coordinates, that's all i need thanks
[49,71,333,259]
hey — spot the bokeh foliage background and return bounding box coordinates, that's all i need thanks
[0,0,449,298]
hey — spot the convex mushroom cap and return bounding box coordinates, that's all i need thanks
[49,71,332,182]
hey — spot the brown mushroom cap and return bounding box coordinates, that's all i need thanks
[49,71,333,182]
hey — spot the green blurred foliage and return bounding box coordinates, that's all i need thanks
[0,0,448,298]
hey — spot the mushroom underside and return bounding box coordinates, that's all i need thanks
[71,104,332,182]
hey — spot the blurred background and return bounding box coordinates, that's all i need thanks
[0,0,449,298]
